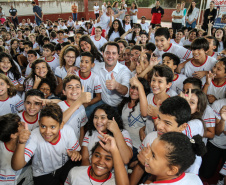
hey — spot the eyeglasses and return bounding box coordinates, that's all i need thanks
[217,53,226,58]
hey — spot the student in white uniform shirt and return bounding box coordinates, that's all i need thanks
[139,132,205,185]
[182,78,216,145]
[0,114,33,185]
[94,42,132,107]
[0,74,24,116]
[140,16,150,33]
[90,26,107,50]
[153,28,193,63]
[106,19,125,41]
[162,53,187,94]
[121,14,132,32]
[178,37,217,85]
[18,89,43,132]
[55,45,80,95]
[58,75,91,145]
[11,104,82,185]
[200,99,226,180]
[203,58,226,104]
[182,29,197,46]
[206,36,219,59]
[81,104,133,166]
[130,97,206,185]
[118,76,150,163]
[25,50,38,77]
[170,29,183,46]
[65,134,130,185]
[76,35,104,73]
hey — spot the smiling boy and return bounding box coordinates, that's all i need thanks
[12,103,81,185]
[153,27,193,62]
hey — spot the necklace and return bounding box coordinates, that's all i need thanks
[89,168,110,185]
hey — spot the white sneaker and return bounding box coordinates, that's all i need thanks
[217,178,225,185]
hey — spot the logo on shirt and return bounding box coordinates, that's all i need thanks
[10,104,16,113]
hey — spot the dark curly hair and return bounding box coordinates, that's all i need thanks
[87,104,124,136]
[107,20,125,40]
[79,35,104,62]
[24,59,57,89]
[0,52,21,81]
[118,77,150,116]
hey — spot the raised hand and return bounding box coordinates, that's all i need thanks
[67,150,82,161]
[130,74,141,88]
[205,71,215,85]
[192,71,207,79]
[106,73,118,90]
[137,144,151,166]
[18,123,31,144]
[34,75,41,86]
[149,53,160,69]
[136,62,143,74]
[98,131,118,152]
[107,117,120,133]
[207,94,217,104]
[180,88,192,102]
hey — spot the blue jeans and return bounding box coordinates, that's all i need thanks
[186,20,196,28]
[72,13,77,21]
[36,18,42,26]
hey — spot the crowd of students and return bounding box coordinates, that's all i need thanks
[0,1,226,185]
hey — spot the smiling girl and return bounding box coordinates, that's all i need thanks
[24,59,56,92]
[81,104,133,166]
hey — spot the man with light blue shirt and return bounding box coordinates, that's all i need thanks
[96,42,132,107]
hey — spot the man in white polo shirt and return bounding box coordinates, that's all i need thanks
[96,42,132,107]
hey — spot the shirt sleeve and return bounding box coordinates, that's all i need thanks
[15,95,24,112]
[66,125,81,151]
[94,75,102,93]
[80,106,88,127]
[64,170,72,185]
[82,132,90,147]
[122,130,133,148]
[55,66,62,78]
[24,134,37,162]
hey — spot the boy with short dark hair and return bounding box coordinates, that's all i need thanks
[56,30,67,44]
[170,29,184,46]
[206,35,219,59]
[178,37,217,85]
[0,114,26,184]
[153,27,193,62]
[25,49,37,77]
[74,52,102,117]
[42,43,60,73]
[18,89,44,131]
[162,52,187,94]
[58,75,92,144]
[12,103,81,185]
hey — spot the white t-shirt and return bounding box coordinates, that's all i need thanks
[65,166,115,185]
[218,41,224,53]
[170,39,183,46]
[108,31,120,42]
[24,125,80,177]
[18,111,39,131]
[67,20,75,27]
[95,12,114,31]
[25,63,32,78]
[219,161,226,176]
[122,102,146,149]
[55,66,68,80]
[94,6,100,14]
[186,7,199,22]
[130,9,138,23]
[58,101,87,140]
[0,95,24,116]
[183,56,217,85]
[6,71,24,87]
[207,80,226,100]
[140,172,202,185]
[171,73,187,94]
[90,35,107,50]
[210,99,226,149]
[0,141,22,185]
[82,130,132,159]
[183,39,192,46]
[154,43,193,63]
[140,22,149,33]
[74,70,102,99]
[42,57,60,73]
[172,10,184,23]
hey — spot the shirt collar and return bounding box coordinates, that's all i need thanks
[102,61,120,73]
